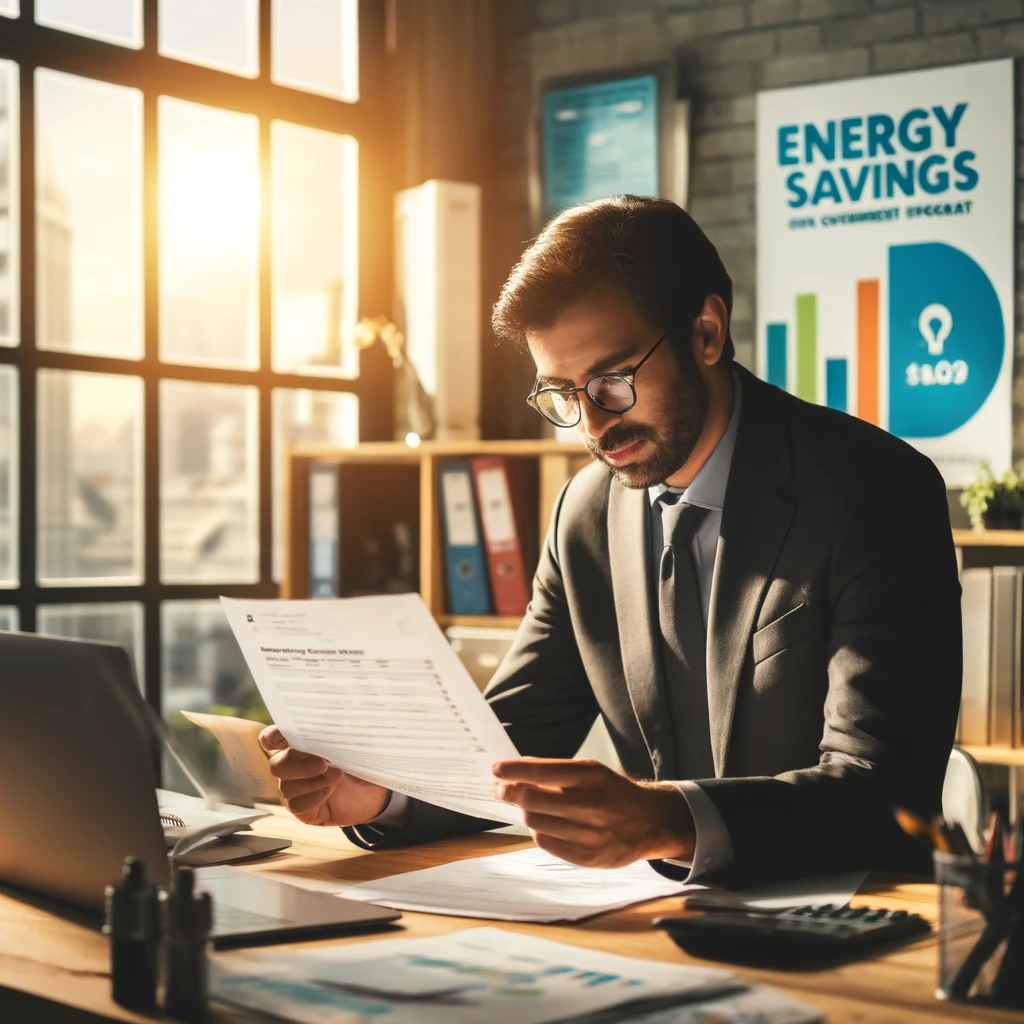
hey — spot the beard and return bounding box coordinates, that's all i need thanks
[582,360,709,490]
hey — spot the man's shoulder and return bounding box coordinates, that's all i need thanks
[561,458,614,517]
[747,370,943,492]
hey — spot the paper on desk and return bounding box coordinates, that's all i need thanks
[622,986,823,1023]
[339,846,682,922]
[220,595,523,826]
[157,789,266,856]
[679,870,870,912]
[179,710,280,802]
[210,925,738,1024]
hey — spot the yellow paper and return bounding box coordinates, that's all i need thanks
[180,711,280,802]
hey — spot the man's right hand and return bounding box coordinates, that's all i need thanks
[259,725,391,827]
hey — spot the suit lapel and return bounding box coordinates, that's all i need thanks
[707,368,795,777]
[608,480,677,780]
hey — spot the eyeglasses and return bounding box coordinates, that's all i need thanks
[526,331,669,428]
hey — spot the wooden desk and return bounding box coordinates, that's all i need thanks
[3,811,1023,1024]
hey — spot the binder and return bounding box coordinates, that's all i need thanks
[438,460,492,615]
[959,568,991,746]
[471,456,530,617]
[1016,569,1024,748]
[990,566,1016,747]
[308,464,339,598]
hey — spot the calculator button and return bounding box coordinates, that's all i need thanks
[810,905,834,917]
[887,910,908,920]
[862,910,887,922]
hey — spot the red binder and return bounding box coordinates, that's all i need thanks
[470,456,530,616]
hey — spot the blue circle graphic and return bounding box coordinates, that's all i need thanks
[888,242,1003,438]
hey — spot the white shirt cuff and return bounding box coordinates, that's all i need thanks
[367,790,408,830]
[663,780,735,881]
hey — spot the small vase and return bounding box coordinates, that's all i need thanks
[981,508,1024,531]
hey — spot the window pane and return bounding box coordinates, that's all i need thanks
[0,61,18,347]
[36,70,143,359]
[0,366,17,585]
[159,97,259,369]
[162,600,264,798]
[0,606,17,629]
[37,602,144,685]
[0,3,19,19]
[38,370,143,584]
[36,0,141,48]
[272,122,358,377]
[159,0,258,78]
[271,0,358,103]
[161,380,258,583]
[272,388,358,580]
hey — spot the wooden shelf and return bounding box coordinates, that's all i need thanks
[960,745,1024,767]
[436,615,523,630]
[952,528,1024,547]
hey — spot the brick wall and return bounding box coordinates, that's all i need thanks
[490,0,1024,483]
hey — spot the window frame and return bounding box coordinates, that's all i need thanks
[0,0,394,714]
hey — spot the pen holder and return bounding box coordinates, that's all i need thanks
[935,852,1024,1008]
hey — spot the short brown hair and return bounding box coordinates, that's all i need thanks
[492,195,734,362]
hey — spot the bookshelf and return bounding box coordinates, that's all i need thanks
[281,439,589,624]
[954,529,1024,547]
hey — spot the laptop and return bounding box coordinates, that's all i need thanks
[0,631,400,947]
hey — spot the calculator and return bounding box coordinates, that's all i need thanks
[654,904,932,968]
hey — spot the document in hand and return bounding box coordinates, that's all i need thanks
[220,595,523,825]
[179,711,280,802]
[210,926,738,1024]
[339,846,683,922]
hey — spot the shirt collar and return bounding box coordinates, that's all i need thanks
[648,369,742,512]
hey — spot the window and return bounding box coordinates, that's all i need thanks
[0,2,382,747]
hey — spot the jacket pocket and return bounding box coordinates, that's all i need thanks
[752,602,812,664]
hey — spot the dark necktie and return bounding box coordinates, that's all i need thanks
[657,496,716,780]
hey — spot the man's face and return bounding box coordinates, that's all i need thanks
[526,288,709,489]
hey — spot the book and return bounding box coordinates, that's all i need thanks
[959,567,992,746]
[308,463,339,598]
[439,460,492,615]
[471,455,530,616]
[991,566,1016,747]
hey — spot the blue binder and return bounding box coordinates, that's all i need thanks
[439,460,492,615]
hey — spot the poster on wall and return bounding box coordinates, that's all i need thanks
[756,59,1013,486]
[543,75,660,221]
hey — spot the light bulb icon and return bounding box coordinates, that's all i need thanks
[918,303,953,357]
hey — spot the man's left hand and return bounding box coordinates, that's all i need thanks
[492,758,695,868]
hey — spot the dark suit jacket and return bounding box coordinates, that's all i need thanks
[347,365,962,886]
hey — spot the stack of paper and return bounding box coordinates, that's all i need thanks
[678,871,869,912]
[210,926,739,1024]
[622,987,823,1023]
[339,847,682,922]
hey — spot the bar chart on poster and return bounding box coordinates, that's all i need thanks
[766,280,879,420]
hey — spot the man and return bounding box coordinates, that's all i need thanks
[261,195,961,886]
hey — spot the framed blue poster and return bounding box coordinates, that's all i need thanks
[542,74,661,221]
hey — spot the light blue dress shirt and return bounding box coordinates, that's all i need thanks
[373,375,743,880]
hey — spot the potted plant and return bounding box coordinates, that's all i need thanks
[960,461,1024,530]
